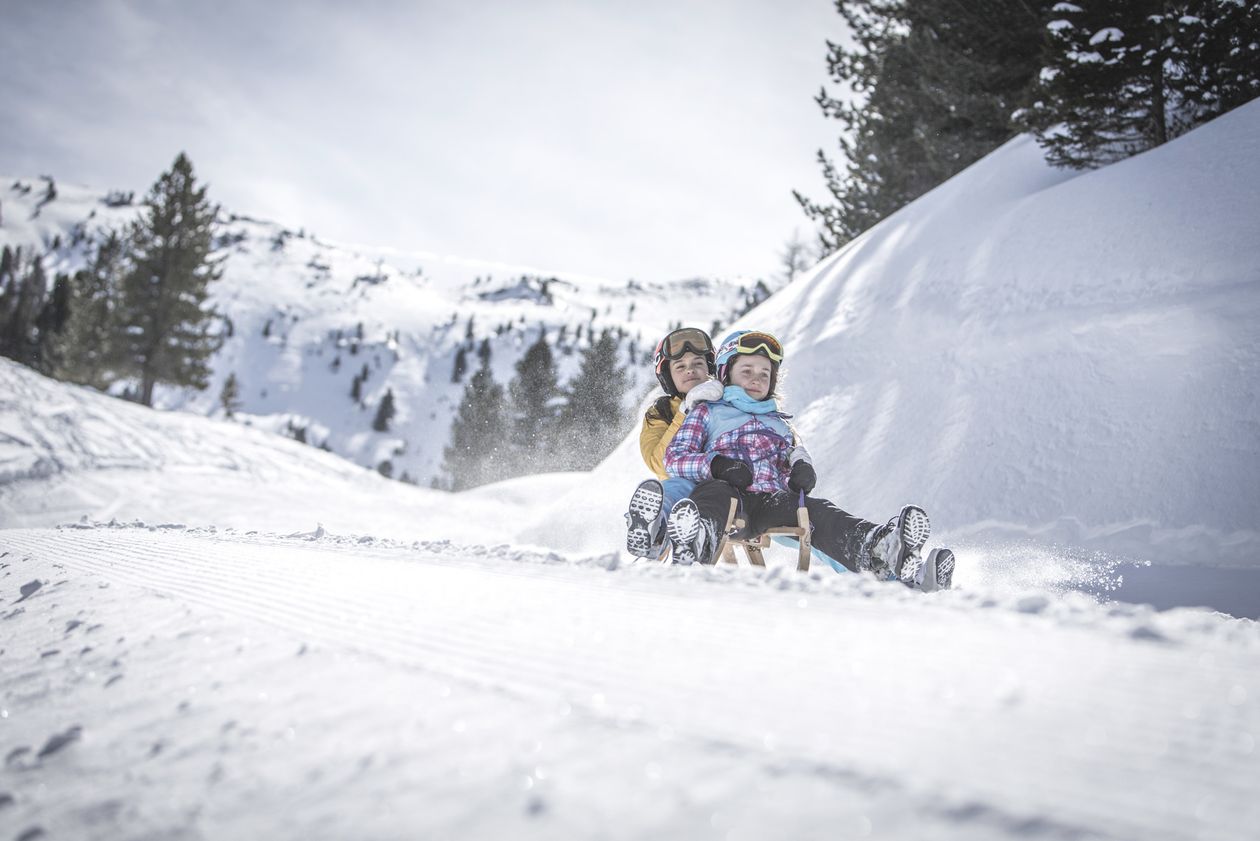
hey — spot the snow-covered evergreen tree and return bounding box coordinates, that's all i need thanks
[373,388,396,432]
[1026,0,1260,169]
[0,245,14,284]
[442,357,508,491]
[507,329,561,473]
[1175,0,1260,125]
[0,254,47,367]
[219,372,242,418]
[451,345,468,383]
[778,231,812,285]
[796,0,1047,252]
[555,328,629,471]
[116,152,223,405]
[47,231,126,389]
[33,272,73,372]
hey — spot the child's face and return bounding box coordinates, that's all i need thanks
[669,351,710,395]
[730,355,773,400]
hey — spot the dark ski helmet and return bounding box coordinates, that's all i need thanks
[653,327,716,397]
[716,329,784,397]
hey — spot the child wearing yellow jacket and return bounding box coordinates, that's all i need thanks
[625,327,725,559]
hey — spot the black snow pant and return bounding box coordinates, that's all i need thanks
[687,479,881,572]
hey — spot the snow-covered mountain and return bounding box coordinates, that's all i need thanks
[0,354,564,542]
[0,176,771,485]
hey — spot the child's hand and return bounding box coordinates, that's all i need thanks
[788,460,817,494]
[652,395,676,423]
[682,379,724,413]
[711,455,753,489]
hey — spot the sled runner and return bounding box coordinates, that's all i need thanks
[715,496,812,572]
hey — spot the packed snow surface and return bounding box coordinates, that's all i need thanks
[2,524,1257,840]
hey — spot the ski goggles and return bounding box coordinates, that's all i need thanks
[657,327,714,360]
[730,330,783,363]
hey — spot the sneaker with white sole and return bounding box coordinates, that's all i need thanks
[625,479,666,560]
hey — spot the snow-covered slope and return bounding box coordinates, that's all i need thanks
[0,176,765,485]
[0,357,568,542]
[2,522,1257,840]
[529,101,1260,573]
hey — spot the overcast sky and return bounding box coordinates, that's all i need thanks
[2,0,848,284]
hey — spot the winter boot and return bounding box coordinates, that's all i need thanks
[864,505,931,583]
[665,498,714,565]
[625,479,667,560]
[924,547,955,591]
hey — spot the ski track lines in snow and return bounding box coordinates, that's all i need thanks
[2,528,1258,841]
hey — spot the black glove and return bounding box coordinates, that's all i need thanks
[788,460,817,494]
[711,455,753,489]
[651,395,675,424]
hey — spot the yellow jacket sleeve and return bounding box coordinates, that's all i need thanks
[639,396,686,480]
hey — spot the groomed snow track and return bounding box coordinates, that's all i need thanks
[2,525,1257,840]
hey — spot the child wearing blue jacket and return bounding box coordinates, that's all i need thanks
[663,329,953,590]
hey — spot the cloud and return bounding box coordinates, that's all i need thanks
[1,0,846,282]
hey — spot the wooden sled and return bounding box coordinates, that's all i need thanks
[713,497,812,572]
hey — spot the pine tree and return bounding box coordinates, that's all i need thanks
[0,275,22,364]
[507,330,561,473]
[779,230,812,284]
[220,372,242,417]
[116,153,223,405]
[0,256,47,367]
[1024,0,1259,169]
[441,357,509,491]
[554,329,629,470]
[451,345,468,383]
[47,231,125,388]
[34,273,73,373]
[1184,1,1260,120]
[0,256,16,357]
[1025,1,1173,167]
[796,0,1048,252]
[373,388,396,432]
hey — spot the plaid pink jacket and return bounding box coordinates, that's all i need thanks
[663,401,794,494]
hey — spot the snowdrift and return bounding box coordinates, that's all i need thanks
[532,102,1260,572]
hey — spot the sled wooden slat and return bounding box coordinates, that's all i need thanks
[715,497,811,571]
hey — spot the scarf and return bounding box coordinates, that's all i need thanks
[722,385,781,415]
